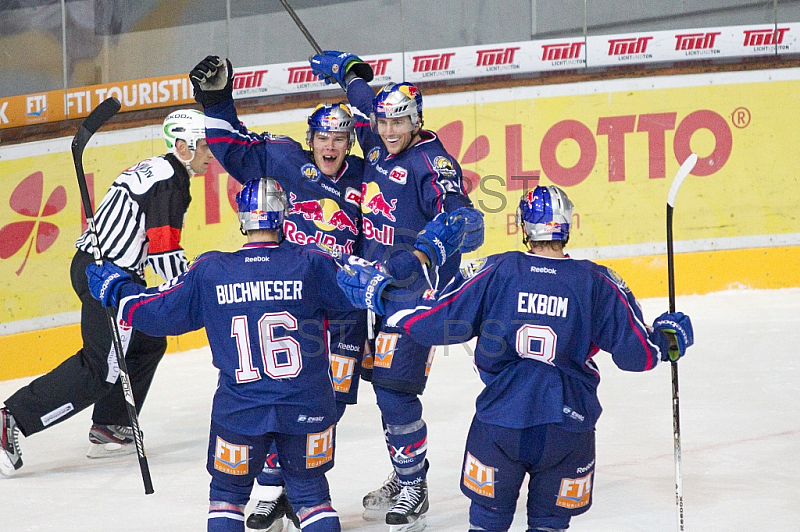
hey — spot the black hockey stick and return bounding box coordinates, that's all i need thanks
[71,97,155,495]
[277,0,350,90]
[665,152,697,531]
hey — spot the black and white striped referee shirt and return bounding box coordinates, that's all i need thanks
[76,153,191,283]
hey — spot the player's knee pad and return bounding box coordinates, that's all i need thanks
[284,473,331,510]
[374,386,422,424]
[209,476,252,507]
[207,500,245,532]
[469,500,514,532]
[295,502,340,531]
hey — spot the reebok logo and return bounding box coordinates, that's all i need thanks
[530,266,557,274]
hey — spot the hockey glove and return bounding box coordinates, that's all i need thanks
[310,50,374,86]
[190,55,233,107]
[336,261,393,315]
[451,207,484,253]
[86,261,132,308]
[653,311,694,362]
[414,212,466,267]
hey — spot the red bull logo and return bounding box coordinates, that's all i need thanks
[544,220,562,233]
[361,182,397,222]
[327,209,358,235]
[288,192,325,222]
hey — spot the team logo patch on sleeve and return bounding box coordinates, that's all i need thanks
[214,436,249,475]
[556,472,593,509]
[433,156,457,177]
[306,426,334,468]
[460,258,487,280]
[373,332,399,368]
[330,354,356,393]
[606,268,630,293]
[463,452,495,498]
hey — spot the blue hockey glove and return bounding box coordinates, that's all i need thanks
[653,312,694,362]
[414,212,466,267]
[449,207,484,253]
[336,261,393,315]
[310,50,374,86]
[190,55,233,107]
[86,261,132,308]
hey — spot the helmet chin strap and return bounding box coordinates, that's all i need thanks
[176,148,197,175]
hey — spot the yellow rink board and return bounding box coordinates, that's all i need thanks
[1,245,796,382]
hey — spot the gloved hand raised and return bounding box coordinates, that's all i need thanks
[336,260,393,315]
[86,261,132,308]
[190,55,233,107]
[414,212,466,267]
[451,207,484,253]
[653,311,694,362]
[309,50,374,86]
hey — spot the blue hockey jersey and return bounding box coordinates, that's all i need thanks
[115,242,356,436]
[346,78,471,264]
[384,251,671,433]
[204,99,364,255]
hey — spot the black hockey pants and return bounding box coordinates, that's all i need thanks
[4,251,166,437]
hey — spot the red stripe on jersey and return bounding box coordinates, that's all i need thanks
[146,226,182,254]
[599,275,656,370]
[402,266,494,335]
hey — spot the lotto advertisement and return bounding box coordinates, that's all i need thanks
[1,68,798,378]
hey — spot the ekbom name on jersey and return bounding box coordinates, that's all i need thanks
[216,280,303,304]
[517,292,568,317]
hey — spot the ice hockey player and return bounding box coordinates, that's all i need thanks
[337,185,695,532]
[84,177,469,532]
[310,49,484,530]
[0,109,214,476]
[189,55,368,530]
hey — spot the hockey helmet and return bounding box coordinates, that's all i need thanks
[516,185,574,243]
[163,109,206,154]
[306,102,355,149]
[236,177,289,232]
[372,82,423,129]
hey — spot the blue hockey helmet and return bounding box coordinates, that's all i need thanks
[236,177,288,232]
[516,185,574,243]
[372,82,423,129]
[306,102,355,148]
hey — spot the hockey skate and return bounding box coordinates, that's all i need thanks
[86,423,137,459]
[386,481,429,532]
[246,490,287,532]
[362,469,402,520]
[0,407,23,476]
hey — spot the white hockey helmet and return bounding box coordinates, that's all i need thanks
[163,109,206,154]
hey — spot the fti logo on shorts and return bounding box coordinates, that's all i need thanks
[374,332,398,368]
[330,354,355,393]
[463,452,495,498]
[306,426,334,468]
[556,472,593,509]
[214,436,249,475]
